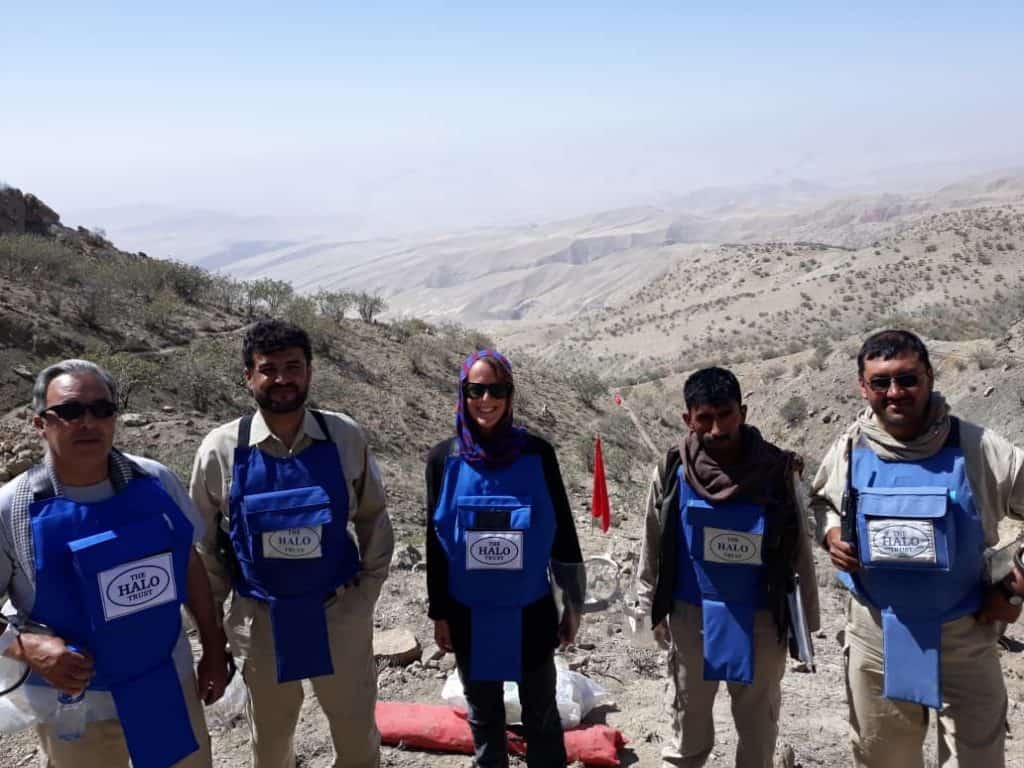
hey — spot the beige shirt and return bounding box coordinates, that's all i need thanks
[811,415,1024,548]
[189,408,393,612]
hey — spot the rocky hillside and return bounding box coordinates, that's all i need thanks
[0,188,650,540]
[524,203,1024,377]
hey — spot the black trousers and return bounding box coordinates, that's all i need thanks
[455,652,567,768]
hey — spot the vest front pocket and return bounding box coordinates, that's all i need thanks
[242,486,333,560]
[241,486,336,595]
[456,496,531,572]
[856,486,951,571]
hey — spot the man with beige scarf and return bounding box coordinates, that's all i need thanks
[811,329,1024,768]
[637,366,819,768]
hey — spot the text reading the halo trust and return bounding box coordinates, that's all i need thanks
[466,531,524,571]
[98,552,178,621]
[703,528,764,565]
[263,526,324,559]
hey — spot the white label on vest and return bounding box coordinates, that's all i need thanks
[867,519,937,563]
[262,526,323,559]
[98,552,178,621]
[466,531,524,571]
[703,528,763,565]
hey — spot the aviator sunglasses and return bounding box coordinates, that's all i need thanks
[41,399,119,421]
[462,382,514,400]
[866,373,922,392]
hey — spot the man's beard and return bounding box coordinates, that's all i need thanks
[255,384,308,413]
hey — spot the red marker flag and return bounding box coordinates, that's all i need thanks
[591,435,611,533]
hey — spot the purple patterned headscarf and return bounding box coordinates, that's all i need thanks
[456,349,527,467]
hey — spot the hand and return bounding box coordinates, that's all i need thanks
[434,619,453,654]
[14,634,94,696]
[825,527,861,573]
[652,619,671,650]
[196,644,231,705]
[558,608,581,648]
[976,582,1024,625]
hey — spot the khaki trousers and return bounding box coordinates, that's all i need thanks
[226,584,381,768]
[662,601,787,768]
[844,596,1007,768]
[36,672,212,768]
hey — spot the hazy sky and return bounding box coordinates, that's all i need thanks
[4,1,1023,235]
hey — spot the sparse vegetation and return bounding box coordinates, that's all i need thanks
[780,396,808,425]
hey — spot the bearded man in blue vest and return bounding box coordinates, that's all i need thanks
[0,359,229,768]
[637,366,819,768]
[812,329,1024,768]
[190,318,393,768]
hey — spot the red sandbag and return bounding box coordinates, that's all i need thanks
[376,701,626,767]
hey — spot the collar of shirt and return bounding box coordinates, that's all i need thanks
[248,408,328,453]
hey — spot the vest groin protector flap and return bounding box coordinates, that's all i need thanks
[30,478,198,768]
[856,486,951,571]
[678,471,767,685]
[455,495,537,682]
[237,480,349,683]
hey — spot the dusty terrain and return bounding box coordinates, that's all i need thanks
[2,183,1024,766]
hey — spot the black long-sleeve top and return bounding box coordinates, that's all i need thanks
[425,432,583,671]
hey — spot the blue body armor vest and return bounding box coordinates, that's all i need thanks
[433,450,556,682]
[228,411,360,683]
[837,419,985,708]
[27,464,197,768]
[674,471,769,685]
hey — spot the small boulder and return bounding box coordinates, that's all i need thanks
[390,543,423,570]
[121,413,150,427]
[373,628,421,667]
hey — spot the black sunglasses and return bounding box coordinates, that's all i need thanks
[41,399,119,421]
[463,382,514,400]
[866,373,922,392]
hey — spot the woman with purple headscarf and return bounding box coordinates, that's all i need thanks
[426,350,585,767]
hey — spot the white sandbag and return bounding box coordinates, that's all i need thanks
[205,672,249,729]
[440,657,609,729]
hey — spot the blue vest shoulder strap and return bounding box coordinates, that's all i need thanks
[27,464,55,503]
[309,409,331,443]
[946,417,960,449]
[237,414,253,449]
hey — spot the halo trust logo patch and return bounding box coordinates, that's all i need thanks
[868,520,937,563]
[98,552,178,621]
[703,528,763,565]
[262,526,323,559]
[466,531,524,571]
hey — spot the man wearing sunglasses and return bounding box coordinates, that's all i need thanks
[189,319,393,768]
[0,359,229,767]
[811,329,1024,767]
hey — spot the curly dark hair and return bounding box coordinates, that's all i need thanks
[242,319,312,369]
[683,366,742,409]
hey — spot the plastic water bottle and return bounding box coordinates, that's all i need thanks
[55,643,87,741]
[55,690,87,741]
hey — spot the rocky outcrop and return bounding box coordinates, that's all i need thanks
[0,185,60,236]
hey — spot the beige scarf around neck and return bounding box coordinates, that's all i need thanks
[855,392,951,461]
